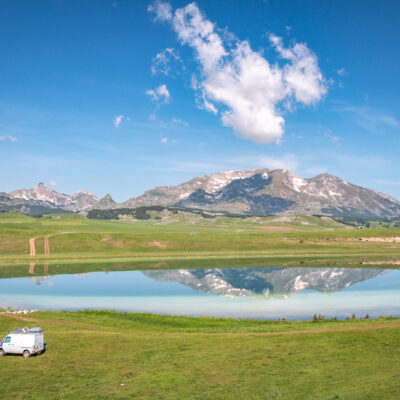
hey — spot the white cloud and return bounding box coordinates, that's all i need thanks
[230,154,299,171]
[146,89,158,101]
[197,96,218,115]
[171,117,188,126]
[142,153,299,173]
[335,103,400,130]
[337,68,349,77]
[49,180,57,188]
[114,114,124,128]
[146,84,171,103]
[269,34,327,105]
[151,48,182,76]
[319,127,341,144]
[148,2,327,143]
[157,84,170,100]
[0,135,17,142]
[377,115,400,127]
[161,137,168,143]
[324,132,341,144]
[147,0,172,21]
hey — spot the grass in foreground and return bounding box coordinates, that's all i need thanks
[0,311,399,399]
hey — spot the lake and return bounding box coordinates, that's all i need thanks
[0,266,399,320]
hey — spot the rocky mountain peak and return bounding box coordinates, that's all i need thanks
[74,190,93,196]
[7,183,99,212]
[312,173,341,182]
[93,193,117,209]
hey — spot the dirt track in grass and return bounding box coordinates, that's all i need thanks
[29,232,71,257]
[29,237,38,256]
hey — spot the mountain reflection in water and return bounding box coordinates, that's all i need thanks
[1,265,399,319]
[142,267,388,298]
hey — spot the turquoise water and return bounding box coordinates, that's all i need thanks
[0,267,399,320]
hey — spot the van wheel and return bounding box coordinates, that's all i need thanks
[23,350,31,358]
[0,349,5,356]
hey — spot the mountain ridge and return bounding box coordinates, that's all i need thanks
[1,169,400,218]
[119,169,400,218]
[2,183,99,214]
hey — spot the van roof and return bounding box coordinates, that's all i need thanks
[9,327,43,334]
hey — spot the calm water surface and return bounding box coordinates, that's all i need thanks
[0,266,399,320]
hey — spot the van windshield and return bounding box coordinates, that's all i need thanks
[3,337,11,343]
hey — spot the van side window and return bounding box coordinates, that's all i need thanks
[3,337,11,343]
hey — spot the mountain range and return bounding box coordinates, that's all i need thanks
[2,169,400,218]
[0,183,99,214]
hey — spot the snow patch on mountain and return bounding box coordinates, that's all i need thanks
[203,169,268,193]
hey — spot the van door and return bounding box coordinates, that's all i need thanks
[2,336,16,354]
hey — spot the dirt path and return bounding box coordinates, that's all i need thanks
[29,237,38,256]
[28,232,71,257]
[44,235,50,256]
[1,313,400,336]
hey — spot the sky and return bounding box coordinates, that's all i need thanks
[1,0,399,202]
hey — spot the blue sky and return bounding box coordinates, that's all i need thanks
[1,0,399,202]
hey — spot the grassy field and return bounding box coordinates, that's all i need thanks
[0,311,399,399]
[0,212,399,270]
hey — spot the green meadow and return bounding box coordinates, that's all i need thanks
[0,212,399,271]
[0,311,399,400]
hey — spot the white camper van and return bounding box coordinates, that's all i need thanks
[0,327,45,358]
